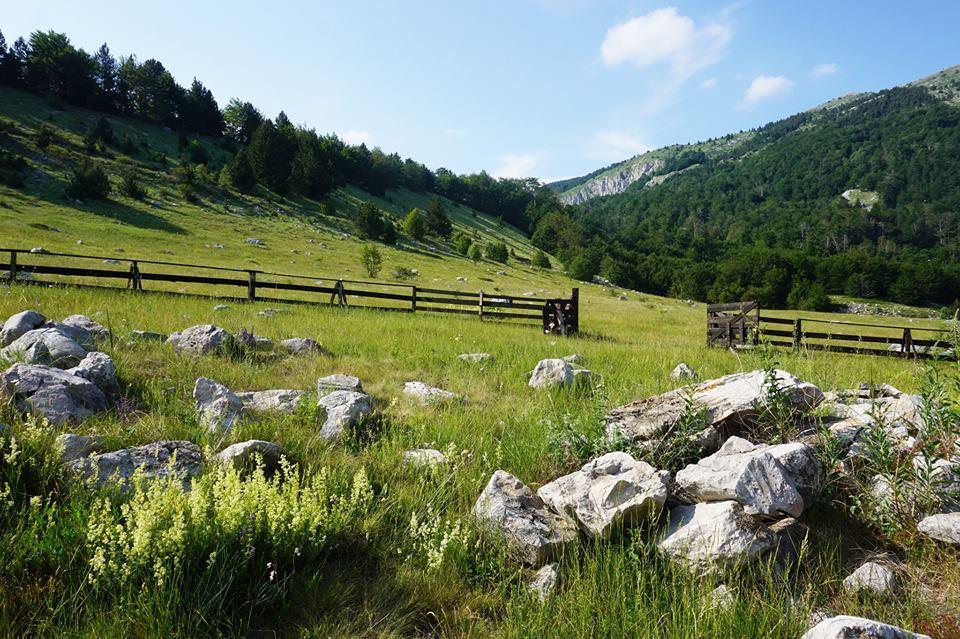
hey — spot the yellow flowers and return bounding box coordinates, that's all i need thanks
[85,461,374,589]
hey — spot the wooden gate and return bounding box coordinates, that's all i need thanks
[543,288,579,336]
[707,301,760,347]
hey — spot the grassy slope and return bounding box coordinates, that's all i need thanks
[0,88,959,637]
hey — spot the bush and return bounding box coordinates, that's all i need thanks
[392,266,418,280]
[35,125,53,149]
[532,250,551,269]
[0,150,28,188]
[425,197,452,238]
[120,172,147,200]
[360,245,383,278]
[454,233,472,256]
[185,139,209,165]
[468,244,483,262]
[90,116,115,144]
[356,202,385,240]
[484,242,508,263]
[403,208,426,240]
[228,149,257,193]
[66,162,111,200]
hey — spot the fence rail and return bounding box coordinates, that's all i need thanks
[707,300,955,360]
[1,248,578,333]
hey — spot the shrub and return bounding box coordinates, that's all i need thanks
[360,245,383,278]
[120,172,148,200]
[532,250,551,269]
[185,139,209,165]
[355,202,385,240]
[454,233,472,256]
[66,162,111,200]
[35,125,53,149]
[403,208,426,240]
[0,150,28,188]
[90,116,115,144]
[425,197,452,238]
[228,148,257,193]
[484,241,509,263]
[392,266,418,280]
[468,244,483,262]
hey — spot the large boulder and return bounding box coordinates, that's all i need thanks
[67,351,119,397]
[1,326,88,368]
[236,389,307,414]
[317,390,373,440]
[61,314,111,343]
[537,452,669,539]
[674,436,817,517]
[917,512,960,545]
[1,363,108,425]
[0,310,46,346]
[658,500,778,571]
[175,325,235,356]
[213,439,283,471]
[317,374,363,393]
[403,381,461,405]
[473,470,577,566]
[56,433,107,463]
[606,369,823,445]
[68,440,202,490]
[193,377,245,433]
[802,616,931,639]
[528,358,599,390]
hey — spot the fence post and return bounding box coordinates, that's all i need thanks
[793,318,803,350]
[247,271,257,302]
[128,260,142,291]
[571,288,579,334]
[902,328,913,358]
[411,285,417,313]
[7,250,16,283]
[478,290,485,319]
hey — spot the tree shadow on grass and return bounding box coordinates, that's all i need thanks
[66,197,186,234]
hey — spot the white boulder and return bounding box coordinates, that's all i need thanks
[843,562,897,596]
[917,512,960,545]
[193,377,245,433]
[658,500,777,571]
[802,615,931,639]
[236,389,307,414]
[403,381,460,405]
[317,390,373,440]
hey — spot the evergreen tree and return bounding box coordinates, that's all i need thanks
[290,128,335,198]
[355,201,385,240]
[425,197,452,238]
[223,98,263,145]
[181,78,223,136]
[484,241,509,263]
[248,119,291,193]
[0,37,28,88]
[92,43,123,112]
[402,208,426,240]
[24,31,97,106]
[228,148,256,193]
[454,233,472,255]
[532,249,551,269]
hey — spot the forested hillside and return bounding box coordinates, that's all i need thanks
[538,70,960,312]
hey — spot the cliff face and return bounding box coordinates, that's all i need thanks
[560,158,662,205]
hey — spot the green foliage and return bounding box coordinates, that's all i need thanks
[34,124,52,148]
[184,139,208,165]
[248,119,292,194]
[223,98,263,145]
[0,148,27,187]
[403,207,426,240]
[532,249,551,269]
[227,148,256,193]
[426,197,453,238]
[119,171,147,200]
[468,244,483,262]
[65,161,110,200]
[355,202,384,240]
[484,241,508,263]
[359,244,383,278]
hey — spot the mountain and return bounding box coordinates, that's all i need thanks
[554,65,960,205]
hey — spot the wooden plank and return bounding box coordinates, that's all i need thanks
[138,272,247,287]
[708,301,758,312]
[17,265,130,279]
[759,316,795,325]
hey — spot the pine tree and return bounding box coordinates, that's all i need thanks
[92,43,122,112]
[532,249,551,269]
[355,202,385,240]
[425,197,452,238]
[228,148,256,193]
[403,208,426,240]
[182,78,223,136]
[248,120,291,193]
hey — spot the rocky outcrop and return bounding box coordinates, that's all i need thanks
[67,351,119,397]
[802,615,931,639]
[317,390,373,440]
[560,158,663,206]
[68,440,202,490]
[537,452,669,539]
[473,470,577,566]
[1,363,108,424]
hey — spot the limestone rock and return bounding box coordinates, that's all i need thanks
[403,448,447,467]
[802,615,931,639]
[67,351,119,397]
[1,363,107,425]
[175,325,235,356]
[528,563,559,600]
[317,373,363,393]
[473,470,577,566]
[317,390,373,440]
[69,440,202,490]
[561,354,584,365]
[403,381,461,405]
[2,326,88,368]
[538,451,669,539]
[236,389,307,414]
[0,310,47,346]
[606,369,823,445]
[843,562,897,596]
[281,338,322,356]
[56,433,107,463]
[706,584,735,610]
[528,358,599,390]
[917,512,960,545]
[61,314,111,342]
[658,500,777,571]
[670,363,698,381]
[130,330,167,343]
[193,377,245,433]
[458,353,494,364]
[213,439,283,471]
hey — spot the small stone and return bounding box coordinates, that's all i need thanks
[61,315,111,343]
[281,338,321,356]
[706,584,735,610]
[317,374,363,393]
[130,330,167,343]
[917,512,960,545]
[458,353,493,364]
[56,433,107,463]
[403,448,447,467]
[236,389,307,414]
[213,304,230,311]
[670,363,697,381]
[528,563,559,600]
[175,325,235,356]
[802,615,931,639]
[842,562,897,596]
[213,440,283,471]
[193,377,245,433]
[1,310,47,346]
[403,381,461,405]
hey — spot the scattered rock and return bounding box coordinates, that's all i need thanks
[675,436,811,517]
[527,563,559,600]
[281,337,321,356]
[706,584,735,610]
[658,500,777,571]
[403,381,461,405]
[1,310,47,346]
[1,363,107,425]
[473,470,577,566]
[61,314,110,342]
[1,326,88,368]
[528,358,599,390]
[843,562,897,596]
[456,276,466,282]
[245,238,265,247]
[213,439,283,471]
[213,304,230,312]
[236,389,307,414]
[317,390,373,440]
[68,441,202,490]
[458,353,494,364]
[130,330,167,343]
[317,374,363,393]
[56,433,106,463]
[802,615,931,639]
[917,512,960,545]
[606,369,824,447]
[561,354,584,365]
[30,247,48,254]
[67,351,119,397]
[249,336,274,351]
[538,452,669,539]
[175,325,235,356]
[670,363,697,381]
[403,448,447,467]
[193,377,245,433]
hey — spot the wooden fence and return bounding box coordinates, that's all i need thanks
[708,301,956,360]
[1,248,579,334]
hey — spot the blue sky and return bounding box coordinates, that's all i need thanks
[3,1,958,181]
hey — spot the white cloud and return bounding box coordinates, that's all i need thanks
[600,7,731,81]
[700,77,718,89]
[493,152,548,179]
[740,75,793,107]
[342,130,371,145]
[589,130,651,161]
[811,62,838,78]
